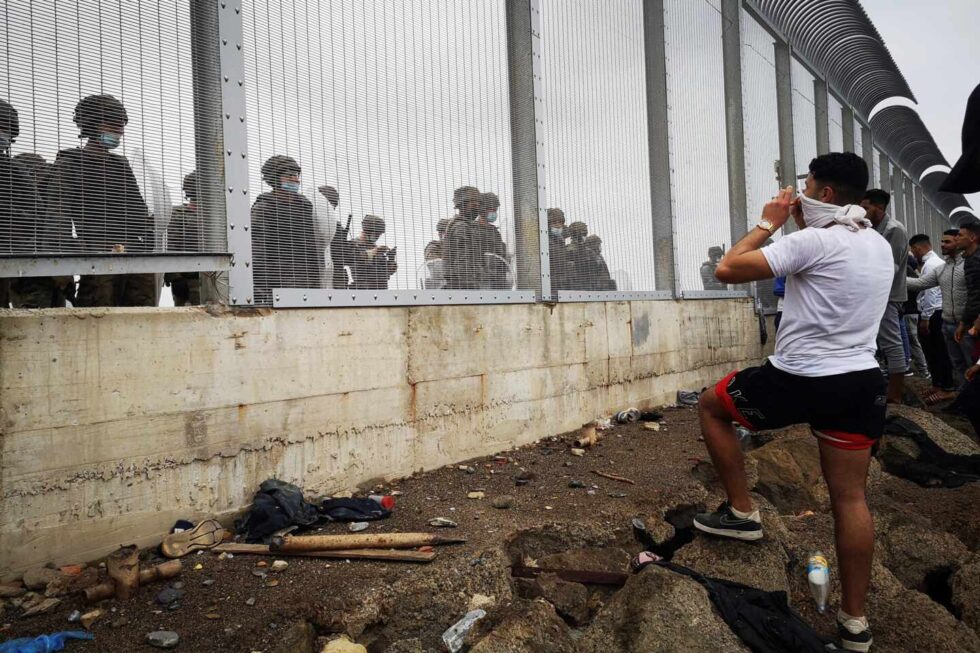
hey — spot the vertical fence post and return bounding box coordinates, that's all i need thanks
[643,0,676,295]
[774,40,796,232]
[203,0,254,306]
[841,104,855,153]
[891,165,905,224]
[813,78,830,155]
[506,0,549,300]
[861,124,874,178]
[721,0,747,246]
[879,153,891,192]
[190,1,230,303]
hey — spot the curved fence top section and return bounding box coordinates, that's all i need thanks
[752,0,915,119]
[870,105,947,180]
[920,169,972,220]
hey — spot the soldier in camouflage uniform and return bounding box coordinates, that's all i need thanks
[444,186,483,290]
[165,171,203,305]
[349,215,397,290]
[584,234,616,291]
[565,221,592,290]
[0,100,68,308]
[250,155,324,304]
[45,94,156,307]
[547,208,570,292]
[476,192,509,289]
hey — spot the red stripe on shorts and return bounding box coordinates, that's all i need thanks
[714,370,756,431]
[814,429,877,451]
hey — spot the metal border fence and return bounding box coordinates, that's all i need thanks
[0,0,972,309]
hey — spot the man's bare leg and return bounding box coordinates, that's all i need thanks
[817,437,874,617]
[698,389,753,513]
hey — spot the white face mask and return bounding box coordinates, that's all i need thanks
[799,194,870,232]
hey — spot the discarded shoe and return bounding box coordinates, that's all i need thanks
[676,390,701,406]
[630,551,663,573]
[615,408,641,423]
[161,519,226,558]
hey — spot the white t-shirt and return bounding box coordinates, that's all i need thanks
[761,224,893,377]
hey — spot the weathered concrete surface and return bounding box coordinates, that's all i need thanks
[0,299,760,576]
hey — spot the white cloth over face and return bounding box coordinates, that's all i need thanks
[799,194,871,232]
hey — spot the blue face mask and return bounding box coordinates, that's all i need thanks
[550,227,563,238]
[281,181,301,193]
[487,211,498,224]
[99,133,121,149]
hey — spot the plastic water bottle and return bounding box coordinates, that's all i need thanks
[369,494,395,510]
[807,551,830,614]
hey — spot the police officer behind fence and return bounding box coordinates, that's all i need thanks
[251,155,323,304]
[166,171,204,305]
[476,192,508,289]
[700,245,728,291]
[444,186,483,289]
[565,221,591,290]
[547,208,570,291]
[584,234,616,291]
[45,94,156,307]
[349,214,397,290]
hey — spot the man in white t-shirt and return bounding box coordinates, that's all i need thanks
[692,153,892,653]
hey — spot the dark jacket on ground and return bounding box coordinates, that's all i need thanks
[250,191,323,302]
[44,147,152,252]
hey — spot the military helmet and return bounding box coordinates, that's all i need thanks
[479,192,500,211]
[73,94,128,139]
[584,234,602,249]
[708,245,724,258]
[182,171,199,201]
[0,99,19,141]
[547,207,565,226]
[362,214,386,235]
[453,185,480,209]
[566,221,588,240]
[260,155,301,187]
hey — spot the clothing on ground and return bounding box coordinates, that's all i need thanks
[656,561,831,653]
[879,416,980,488]
[760,224,892,377]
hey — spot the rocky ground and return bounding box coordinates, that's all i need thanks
[4,389,980,653]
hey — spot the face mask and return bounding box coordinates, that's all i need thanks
[0,132,10,152]
[486,211,498,224]
[799,194,869,232]
[99,133,121,149]
[550,227,563,238]
[281,181,300,193]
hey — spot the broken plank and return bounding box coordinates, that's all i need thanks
[213,543,436,563]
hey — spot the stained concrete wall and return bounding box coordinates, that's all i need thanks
[0,299,762,577]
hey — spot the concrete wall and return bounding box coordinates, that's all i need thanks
[0,299,763,577]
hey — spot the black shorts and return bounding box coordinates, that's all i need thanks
[715,362,887,450]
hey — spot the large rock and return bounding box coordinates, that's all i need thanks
[513,573,589,626]
[578,565,748,653]
[879,519,969,592]
[952,556,980,634]
[469,599,575,653]
[887,405,980,455]
[748,432,827,513]
[21,567,60,591]
[273,621,317,653]
[673,535,790,594]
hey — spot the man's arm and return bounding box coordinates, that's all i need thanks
[714,186,794,284]
[907,264,940,293]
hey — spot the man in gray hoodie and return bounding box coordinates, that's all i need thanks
[862,189,908,404]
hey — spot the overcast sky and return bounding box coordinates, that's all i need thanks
[862,0,980,210]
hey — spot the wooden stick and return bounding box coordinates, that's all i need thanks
[85,560,183,603]
[213,543,435,562]
[106,545,140,601]
[591,470,635,485]
[270,532,466,553]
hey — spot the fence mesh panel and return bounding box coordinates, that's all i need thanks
[665,0,731,293]
[242,0,518,305]
[540,0,651,294]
